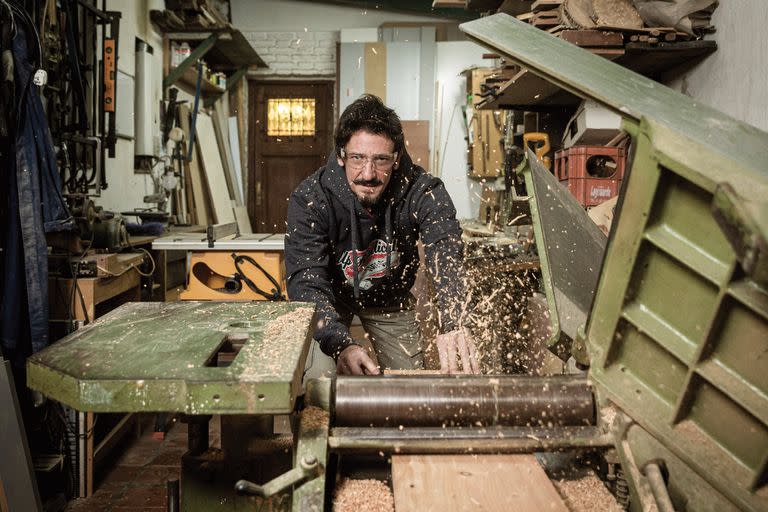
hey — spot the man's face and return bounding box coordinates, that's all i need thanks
[338,130,399,208]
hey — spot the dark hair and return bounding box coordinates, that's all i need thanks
[334,94,404,158]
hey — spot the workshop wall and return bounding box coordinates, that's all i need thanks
[99,0,164,214]
[663,0,768,132]
[434,41,489,220]
[231,0,450,32]
[245,31,338,77]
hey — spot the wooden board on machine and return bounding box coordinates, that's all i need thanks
[392,454,569,512]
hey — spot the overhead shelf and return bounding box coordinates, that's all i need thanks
[162,28,266,97]
[171,65,225,95]
[476,40,717,110]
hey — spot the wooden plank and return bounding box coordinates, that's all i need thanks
[179,104,212,225]
[213,100,243,206]
[392,454,568,511]
[211,102,236,203]
[531,0,562,11]
[234,205,253,234]
[364,43,386,101]
[195,113,236,225]
[401,120,430,170]
[558,29,624,47]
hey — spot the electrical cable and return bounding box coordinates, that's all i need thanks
[231,252,284,301]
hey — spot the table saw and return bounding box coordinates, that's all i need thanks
[27,12,768,512]
[152,231,286,301]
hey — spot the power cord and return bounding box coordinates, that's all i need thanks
[231,252,284,301]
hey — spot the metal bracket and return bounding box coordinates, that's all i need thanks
[234,456,320,498]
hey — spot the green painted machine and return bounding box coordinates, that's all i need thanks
[461,12,768,512]
[27,13,767,512]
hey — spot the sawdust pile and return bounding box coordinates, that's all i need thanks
[240,306,314,380]
[301,405,329,429]
[333,479,394,512]
[553,470,623,512]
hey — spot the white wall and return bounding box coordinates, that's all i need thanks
[231,0,451,31]
[98,0,163,213]
[663,2,768,132]
[434,41,489,220]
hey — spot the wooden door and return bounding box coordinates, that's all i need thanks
[248,81,334,232]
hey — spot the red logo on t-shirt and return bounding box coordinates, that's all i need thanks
[338,239,400,291]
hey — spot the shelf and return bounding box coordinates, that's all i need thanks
[171,65,225,95]
[477,68,580,110]
[615,40,717,77]
[476,39,717,110]
[162,28,265,92]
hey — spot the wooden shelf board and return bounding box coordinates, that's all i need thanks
[171,66,225,95]
[476,39,716,110]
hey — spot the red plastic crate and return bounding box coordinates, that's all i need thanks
[554,145,627,207]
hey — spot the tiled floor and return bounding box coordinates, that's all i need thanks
[66,417,205,512]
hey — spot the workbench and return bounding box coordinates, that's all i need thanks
[48,252,145,324]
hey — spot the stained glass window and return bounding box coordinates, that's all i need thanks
[267,98,316,136]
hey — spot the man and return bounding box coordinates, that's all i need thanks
[286,95,479,375]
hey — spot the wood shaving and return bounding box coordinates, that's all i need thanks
[333,479,394,512]
[553,470,623,512]
[301,405,329,430]
[240,306,314,381]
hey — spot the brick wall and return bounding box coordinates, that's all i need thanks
[244,30,338,76]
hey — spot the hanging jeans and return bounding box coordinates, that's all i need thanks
[1,23,74,369]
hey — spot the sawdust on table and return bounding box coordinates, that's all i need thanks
[553,469,623,512]
[239,306,314,380]
[333,479,394,512]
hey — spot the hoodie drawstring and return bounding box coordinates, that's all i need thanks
[385,203,392,277]
[350,199,361,299]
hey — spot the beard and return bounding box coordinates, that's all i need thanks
[353,178,384,208]
[358,194,378,208]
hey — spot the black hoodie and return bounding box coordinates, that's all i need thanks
[285,151,466,358]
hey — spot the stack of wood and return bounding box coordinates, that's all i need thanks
[176,101,251,233]
[150,0,230,32]
[505,0,711,44]
[515,0,564,29]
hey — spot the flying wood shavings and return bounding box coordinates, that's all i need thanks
[333,479,394,512]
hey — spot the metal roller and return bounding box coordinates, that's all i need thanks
[334,375,595,428]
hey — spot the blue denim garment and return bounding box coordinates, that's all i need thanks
[1,24,74,360]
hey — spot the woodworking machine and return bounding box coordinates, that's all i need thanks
[26,13,768,512]
[27,301,608,511]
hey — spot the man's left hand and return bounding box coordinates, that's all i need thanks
[436,329,480,374]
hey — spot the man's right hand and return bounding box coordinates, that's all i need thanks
[337,345,380,376]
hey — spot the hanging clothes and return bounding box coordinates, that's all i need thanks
[1,6,74,367]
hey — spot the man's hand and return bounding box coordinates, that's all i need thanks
[337,345,380,376]
[436,329,480,374]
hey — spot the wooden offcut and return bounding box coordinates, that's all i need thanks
[558,29,624,47]
[392,454,569,512]
[364,43,387,101]
[401,120,430,170]
[179,104,212,225]
[195,113,236,225]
